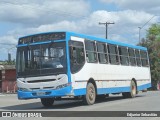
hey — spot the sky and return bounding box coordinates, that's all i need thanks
[0,0,160,60]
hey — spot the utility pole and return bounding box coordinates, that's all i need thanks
[138,27,141,43]
[99,22,115,39]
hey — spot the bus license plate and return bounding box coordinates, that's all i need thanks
[36,92,45,96]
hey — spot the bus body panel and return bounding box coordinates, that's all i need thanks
[71,62,151,96]
[69,33,151,96]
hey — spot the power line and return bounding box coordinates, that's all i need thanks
[138,15,158,43]
[141,15,156,29]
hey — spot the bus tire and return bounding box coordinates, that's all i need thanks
[41,98,54,107]
[83,83,96,105]
[122,80,137,98]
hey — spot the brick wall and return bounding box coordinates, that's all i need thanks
[1,69,17,93]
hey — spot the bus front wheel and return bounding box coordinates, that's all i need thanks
[83,83,96,105]
[122,80,137,98]
[41,98,54,107]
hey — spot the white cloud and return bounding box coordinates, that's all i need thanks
[100,0,160,14]
[0,0,90,26]
[0,36,17,44]
[1,10,156,44]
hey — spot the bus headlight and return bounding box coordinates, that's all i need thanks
[18,87,29,91]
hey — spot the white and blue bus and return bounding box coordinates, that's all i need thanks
[16,31,151,106]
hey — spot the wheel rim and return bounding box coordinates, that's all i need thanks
[131,82,136,95]
[88,86,95,101]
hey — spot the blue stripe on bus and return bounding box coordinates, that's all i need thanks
[17,40,66,47]
[68,32,147,51]
[66,32,72,92]
[73,83,151,96]
[137,83,151,91]
[17,44,29,47]
[74,88,86,96]
[53,40,66,42]
[97,86,130,94]
[17,85,71,100]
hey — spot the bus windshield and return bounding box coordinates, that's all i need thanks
[17,42,67,77]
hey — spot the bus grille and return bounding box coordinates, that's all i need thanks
[27,79,56,83]
[30,86,55,90]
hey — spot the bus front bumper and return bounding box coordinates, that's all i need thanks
[17,86,72,100]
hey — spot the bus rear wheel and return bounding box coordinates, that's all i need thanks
[122,80,137,98]
[83,83,96,105]
[41,98,54,107]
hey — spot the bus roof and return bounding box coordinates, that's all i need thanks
[18,31,147,51]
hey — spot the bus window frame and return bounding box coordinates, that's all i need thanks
[69,40,85,74]
[85,40,98,63]
[107,44,120,65]
[96,42,108,64]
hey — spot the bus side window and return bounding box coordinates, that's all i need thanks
[108,44,119,65]
[69,41,85,73]
[119,46,129,65]
[85,40,97,63]
[140,51,149,67]
[135,50,141,66]
[128,48,136,66]
[97,42,108,64]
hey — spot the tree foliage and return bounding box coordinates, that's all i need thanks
[139,24,160,90]
[0,59,16,65]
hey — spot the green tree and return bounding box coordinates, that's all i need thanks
[139,24,160,90]
[2,59,16,65]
